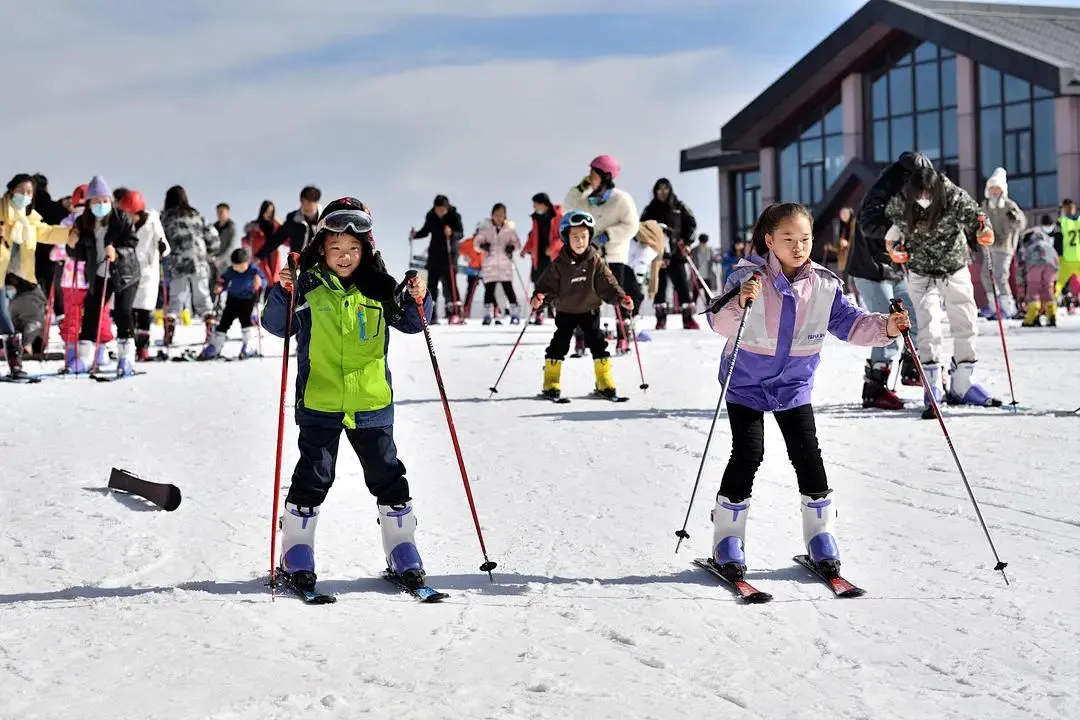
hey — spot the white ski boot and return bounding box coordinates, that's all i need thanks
[198,331,226,361]
[801,494,840,578]
[116,338,136,377]
[378,501,424,587]
[711,495,749,577]
[279,502,319,590]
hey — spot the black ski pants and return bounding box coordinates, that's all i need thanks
[426,262,457,316]
[607,262,641,318]
[287,424,411,508]
[546,310,609,361]
[719,402,829,503]
[80,278,137,342]
[483,281,517,306]
[217,296,255,332]
[656,262,691,307]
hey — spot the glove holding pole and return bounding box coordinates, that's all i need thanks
[889,298,1010,585]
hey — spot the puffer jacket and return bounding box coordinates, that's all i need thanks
[885,175,982,278]
[0,196,70,283]
[850,161,909,283]
[564,185,639,265]
[532,243,625,315]
[133,209,169,311]
[72,209,142,293]
[981,197,1027,253]
[523,207,564,268]
[1019,228,1059,269]
[474,218,522,283]
[161,207,214,276]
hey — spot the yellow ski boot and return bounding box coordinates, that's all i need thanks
[593,357,624,401]
[1045,300,1057,327]
[1021,301,1041,327]
[180,309,193,326]
[542,359,564,401]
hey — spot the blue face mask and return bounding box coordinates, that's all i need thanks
[10,193,31,210]
[91,202,112,218]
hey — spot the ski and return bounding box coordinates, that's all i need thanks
[537,393,571,404]
[274,569,336,605]
[108,467,182,511]
[692,558,772,604]
[0,374,43,384]
[590,391,629,403]
[792,554,866,598]
[91,371,146,382]
[382,570,449,603]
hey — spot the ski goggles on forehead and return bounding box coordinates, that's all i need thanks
[565,213,595,229]
[316,209,373,236]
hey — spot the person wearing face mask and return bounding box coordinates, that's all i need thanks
[69,176,142,376]
[0,174,71,379]
[884,164,1000,417]
[1017,215,1060,327]
[978,168,1027,319]
[521,193,562,324]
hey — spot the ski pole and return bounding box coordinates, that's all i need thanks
[90,259,112,374]
[488,306,536,397]
[268,252,301,597]
[889,298,1010,585]
[512,258,531,312]
[408,270,498,580]
[615,304,648,390]
[42,261,59,353]
[982,247,1019,409]
[445,235,463,323]
[675,273,760,553]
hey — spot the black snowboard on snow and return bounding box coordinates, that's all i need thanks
[108,467,182,511]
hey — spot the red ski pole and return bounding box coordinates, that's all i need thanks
[615,304,648,390]
[983,247,1019,408]
[488,306,537,397]
[42,262,59,354]
[407,270,497,580]
[268,252,301,596]
[91,259,111,374]
[445,235,463,324]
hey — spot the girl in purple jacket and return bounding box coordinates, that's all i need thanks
[706,203,910,580]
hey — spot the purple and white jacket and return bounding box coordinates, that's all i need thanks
[708,253,894,412]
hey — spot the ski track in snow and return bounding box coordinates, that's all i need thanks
[2,314,1078,719]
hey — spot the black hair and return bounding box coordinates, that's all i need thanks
[230,248,250,264]
[1040,214,1053,226]
[698,234,709,243]
[163,185,194,213]
[750,202,814,255]
[433,194,450,208]
[903,167,946,233]
[258,200,276,220]
[6,173,35,196]
[113,187,128,203]
[217,202,230,211]
[491,202,506,215]
[300,186,321,203]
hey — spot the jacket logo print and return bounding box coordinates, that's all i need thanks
[806,332,825,341]
[570,276,587,284]
[357,309,368,341]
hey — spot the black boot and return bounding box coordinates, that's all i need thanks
[4,334,28,379]
[899,351,920,386]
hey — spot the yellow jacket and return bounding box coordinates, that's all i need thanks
[0,196,69,282]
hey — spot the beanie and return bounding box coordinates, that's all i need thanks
[87,175,111,200]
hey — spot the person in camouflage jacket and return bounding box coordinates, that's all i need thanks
[883,165,998,412]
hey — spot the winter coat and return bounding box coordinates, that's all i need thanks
[244,218,282,286]
[690,243,716,286]
[851,161,910,283]
[133,210,169,311]
[708,252,893,413]
[474,218,522,283]
[211,219,239,268]
[261,208,320,260]
[1019,228,1059,269]
[458,236,483,276]
[73,209,141,293]
[885,176,981,278]
[161,207,214,277]
[261,265,433,430]
[532,243,625,315]
[413,207,464,268]
[563,185,639,266]
[9,283,46,345]
[0,197,69,284]
[640,183,697,263]
[523,207,563,269]
[630,220,666,299]
[219,265,267,300]
[980,197,1027,254]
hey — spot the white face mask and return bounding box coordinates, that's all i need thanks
[916,198,932,209]
[1042,226,1055,234]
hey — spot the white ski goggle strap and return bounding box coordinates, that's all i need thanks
[315,209,373,236]
[565,212,595,229]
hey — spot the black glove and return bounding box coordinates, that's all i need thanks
[505,245,514,258]
[480,242,491,252]
[355,243,396,302]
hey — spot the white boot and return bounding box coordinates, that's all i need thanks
[77,340,96,372]
[116,338,136,376]
[711,495,749,571]
[378,502,424,582]
[239,327,258,358]
[801,495,840,572]
[279,502,319,581]
[198,331,226,360]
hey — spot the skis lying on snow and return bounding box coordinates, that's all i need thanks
[274,569,336,605]
[792,554,866,598]
[693,558,772,604]
[382,570,449,602]
[108,467,182,511]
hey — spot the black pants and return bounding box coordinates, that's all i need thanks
[483,280,517,306]
[656,262,691,307]
[80,278,137,342]
[719,402,829,503]
[426,263,456,315]
[607,263,641,318]
[464,275,482,311]
[217,296,255,332]
[287,424,411,507]
[546,310,608,360]
[530,258,555,318]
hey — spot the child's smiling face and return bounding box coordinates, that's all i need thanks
[568,226,590,254]
[324,233,363,278]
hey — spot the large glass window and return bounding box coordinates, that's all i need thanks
[730,170,761,246]
[978,66,1057,208]
[869,41,958,177]
[776,100,844,206]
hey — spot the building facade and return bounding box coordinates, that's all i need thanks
[680,0,1080,250]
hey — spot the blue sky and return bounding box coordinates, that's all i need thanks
[2,0,1057,272]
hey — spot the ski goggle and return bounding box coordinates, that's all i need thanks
[561,211,595,233]
[315,209,373,237]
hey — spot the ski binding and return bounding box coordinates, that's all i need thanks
[793,554,866,597]
[382,570,449,603]
[693,558,772,603]
[274,569,336,604]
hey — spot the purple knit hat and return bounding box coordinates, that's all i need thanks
[86,175,111,200]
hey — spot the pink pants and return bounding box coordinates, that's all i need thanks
[59,259,113,345]
[1024,264,1057,304]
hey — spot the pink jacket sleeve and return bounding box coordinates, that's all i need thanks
[707,297,746,337]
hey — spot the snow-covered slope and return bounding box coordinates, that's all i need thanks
[2,311,1077,720]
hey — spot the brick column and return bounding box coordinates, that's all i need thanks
[759,147,777,205]
[718,170,734,247]
[956,55,979,194]
[1056,95,1080,203]
[841,73,864,162]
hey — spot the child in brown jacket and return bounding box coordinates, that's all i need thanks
[530,210,635,401]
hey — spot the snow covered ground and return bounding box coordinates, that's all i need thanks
[2,309,1078,720]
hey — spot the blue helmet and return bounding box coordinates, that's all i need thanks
[559,210,596,241]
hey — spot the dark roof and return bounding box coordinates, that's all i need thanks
[717,0,1080,152]
[679,141,757,172]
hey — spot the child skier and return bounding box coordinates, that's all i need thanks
[708,202,909,580]
[1058,199,1079,312]
[262,197,434,592]
[530,210,634,400]
[1019,215,1060,327]
[199,248,266,360]
[474,203,522,325]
